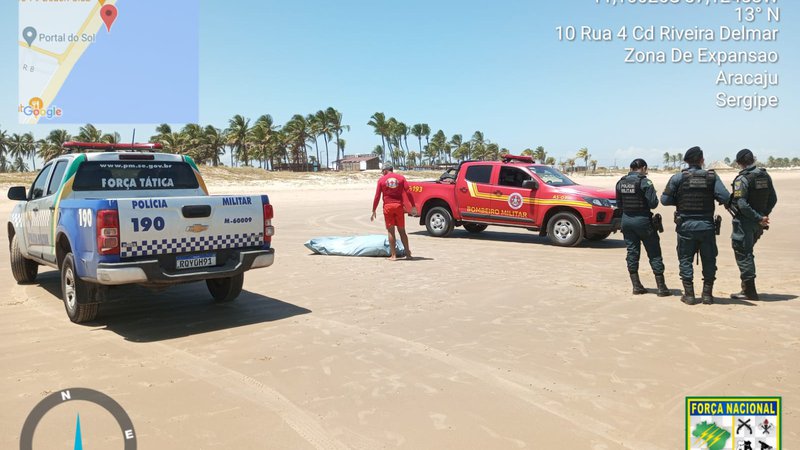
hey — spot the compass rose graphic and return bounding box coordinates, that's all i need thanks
[20,388,137,450]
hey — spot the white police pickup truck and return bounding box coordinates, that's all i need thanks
[7,142,275,323]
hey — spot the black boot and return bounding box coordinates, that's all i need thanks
[730,279,759,300]
[681,280,697,305]
[629,272,647,295]
[655,274,670,297]
[701,279,714,305]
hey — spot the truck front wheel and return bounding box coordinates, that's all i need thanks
[10,234,38,284]
[207,274,244,303]
[425,206,454,237]
[547,212,583,247]
[62,253,99,323]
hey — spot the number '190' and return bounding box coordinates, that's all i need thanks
[131,217,165,232]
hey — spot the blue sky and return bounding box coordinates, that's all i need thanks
[1,0,797,166]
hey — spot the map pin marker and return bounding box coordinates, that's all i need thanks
[100,5,118,32]
[22,27,37,47]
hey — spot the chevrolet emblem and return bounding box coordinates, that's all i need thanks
[186,224,209,233]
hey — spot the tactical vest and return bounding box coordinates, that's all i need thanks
[739,168,771,214]
[677,169,716,217]
[616,174,648,213]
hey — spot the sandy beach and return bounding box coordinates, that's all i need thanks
[1,169,798,449]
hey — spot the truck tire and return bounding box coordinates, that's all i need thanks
[425,206,454,237]
[10,234,38,284]
[61,253,99,323]
[207,273,244,303]
[547,212,583,247]
[463,223,488,233]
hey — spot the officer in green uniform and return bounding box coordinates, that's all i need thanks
[660,147,730,305]
[728,149,777,300]
[616,158,670,296]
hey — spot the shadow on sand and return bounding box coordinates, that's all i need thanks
[714,293,798,307]
[411,229,627,249]
[34,272,311,342]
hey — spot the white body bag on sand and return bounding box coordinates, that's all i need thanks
[304,235,405,257]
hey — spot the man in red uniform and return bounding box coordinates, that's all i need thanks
[371,165,417,260]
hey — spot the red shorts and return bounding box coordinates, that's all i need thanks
[383,203,405,229]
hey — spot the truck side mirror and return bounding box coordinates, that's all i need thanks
[521,179,539,190]
[7,186,27,201]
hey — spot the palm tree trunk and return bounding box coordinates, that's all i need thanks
[323,136,330,170]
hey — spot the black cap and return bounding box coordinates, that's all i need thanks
[684,146,703,164]
[736,149,754,165]
[383,164,394,171]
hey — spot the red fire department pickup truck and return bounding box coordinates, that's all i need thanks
[407,155,620,246]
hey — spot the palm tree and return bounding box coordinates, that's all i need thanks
[283,114,312,170]
[449,134,463,163]
[0,127,9,172]
[306,113,322,168]
[38,129,71,163]
[576,147,590,174]
[226,114,251,167]
[566,158,576,174]
[367,112,390,164]
[314,110,332,169]
[545,156,556,166]
[326,107,348,165]
[101,132,121,144]
[676,152,683,168]
[201,125,227,166]
[411,124,425,156]
[431,130,447,164]
[252,115,278,169]
[590,159,598,174]
[663,152,670,169]
[7,134,28,172]
[534,146,547,162]
[471,131,485,160]
[485,143,500,161]
[21,132,36,171]
[77,124,102,142]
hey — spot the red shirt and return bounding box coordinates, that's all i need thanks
[373,172,416,211]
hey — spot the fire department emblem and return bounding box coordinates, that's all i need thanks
[386,177,399,189]
[508,192,524,210]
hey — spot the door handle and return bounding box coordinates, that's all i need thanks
[459,187,468,193]
[493,191,502,195]
[32,208,39,212]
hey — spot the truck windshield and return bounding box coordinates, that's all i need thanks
[529,166,576,187]
[73,161,200,191]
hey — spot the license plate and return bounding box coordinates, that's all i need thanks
[176,253,216,270]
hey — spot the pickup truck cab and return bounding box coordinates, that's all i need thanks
[7,142,275,323]
[408,155,620,246]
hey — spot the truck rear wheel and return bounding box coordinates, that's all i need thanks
[62,253,99,323]
[207,274,244,303]
[425,206,454,237]
[463,223,488,233]
[10,234,38,284]
[547,212,583,247]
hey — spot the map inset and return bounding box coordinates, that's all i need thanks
[18,0,198,125]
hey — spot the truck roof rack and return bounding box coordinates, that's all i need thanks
[63,142,163,153]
